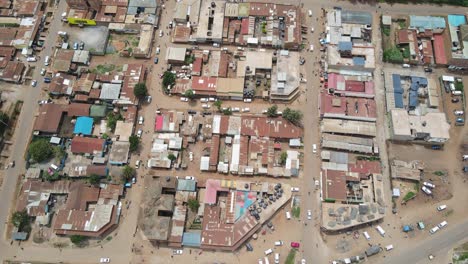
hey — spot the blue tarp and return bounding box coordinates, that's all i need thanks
[394,92,404,108]
[73,116,94,135]
[182,231,201,247]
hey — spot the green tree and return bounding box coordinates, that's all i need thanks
[213,100,222,111]
[383,46,404,63]
[0,112,9,135]
[282,108,303,126]
[133,83,148,98]
[267,105,278,117]
[122,166,136,182]
[188,199,200,212]
[280,152,288,165]
[29,139,54,163]
[70,235,88,247]
[53,146,66,162]
[167,153,176,162]
[107,112,122,132]
[44,171,60,182]
[222,108,232,115]
[129,135,140,152]
[88,174,101,185]
[11,210,29,230]
[184,89,195,99]
[162,71,176,88]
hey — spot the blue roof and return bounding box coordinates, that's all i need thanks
[176,179,197,191]
[392,74,404,93]
[338,41,352,51]
[73,116,94,135]
[394,92,404,108]
[448,15,466,27]
[182,231,201,247]
[410,16,446,30]
[409,90,418,108]
[411,76,428,87]
[353,57,365,66]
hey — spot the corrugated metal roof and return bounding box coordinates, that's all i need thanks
[341,10,372,25]
[409,15,446,30]
[338,41,352,51]
[182,231,201,247]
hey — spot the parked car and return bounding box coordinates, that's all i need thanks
[154,57,159,64]
[290,242,300,248]
[274,240,283,246]
[189,151,193,161]
[132,177,136,184]
[173,249,183,255]
[137,129,143,138]
[312,144,317,153]
[437,221,448,229]
[146,95,152,103]
[31,80,37,87]
[246,243,253,251]
[244,98,252,103]
[422,186,432,195]
[26,56,37,62]
[454,110,464,116]
[159,30,163,37]
[40,68,46,76]
[44,77,51,83]
[202,104,210,109]
[424,67,433,73]
[423,181,435,189]
[232,107,240,112]
[436,204,447,211]
[209,97,217,102]
[138,116,144,125]
[242,108,250,112]
[307,210,312,220]
[452,98,460,103]
[185,176,195,180]
[200,98,209,102]
[309,44,314,52]
[135,159,141,169]
[79,41,84,50]
[73,42,78,50]
[431,145,442,150]
[156,47,160,54]
[180,97,189,102]
[291,187,300,192]
[99,258,110,263]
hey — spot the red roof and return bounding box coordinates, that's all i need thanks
[433,34,448,65]
[241,18,249,35]
[321,170,347,200]
[191,76,217,92]
[70,137,105,154]
[345,80,365,92]
[192,58,203,75]
[66,103,90,117]
[155,115,164,131]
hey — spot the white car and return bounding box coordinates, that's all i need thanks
[307,210,312,220]
[242,108,250,112]
[40,68,46,76]
[232,107,240,112]
[244,98,252,103]
[208,97,217,102]
[31,80,37,87]
[200,98,209,102]
[422,186,432,195]
[135,160,141,169]
[137,129,143,138]
[423,181,435,189]
[189,151,193,161]
[311,27,314,33]
[38,100,50,105]
[202,104,210,109]
[180,97,189,102]
[138,116,144,125]
[312,144,317,153]
[309,44,314,51]
[437,204,447,211]
[291,187,300,192]
[185,176,195,180]
[437,221,448,229]
[100,258,110,263]
[173,249,183,255]
[429,226,439,234]
[159,30,163,37]
[301,259,306,264]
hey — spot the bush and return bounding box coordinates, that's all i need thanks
[184,89,195,99]
[70,235,88,247]
[222,108,233,115]
[383,47,404,63]
[382,26,390,36]
[29,139,54,163]
[285,249,297,264]
[107,112,123,132]
[403,191,416,202]
[88,174,101,185]
[214,100,222,111]
[188,199,200,212]
[280,152,288,165]
[168,153,176,162]
[292,206,301,218]
[11,210,30,230]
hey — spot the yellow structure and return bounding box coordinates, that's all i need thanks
[67,18,96,26]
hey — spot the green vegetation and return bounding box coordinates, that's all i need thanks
[0,23,19,27]
[445,209,454,217]
[0,112,9,135]
[185,54,195,64]
[266,105,278,117]
[377,0,468,7]
[403,191,416,202]
[282,108,303,126]
[383,46,404,63]
[44,171,60,182]
[53,146,66,162]
[11,210,30,232]
[129,135,140,152]
[184,89,195,99]
[188,199,200,212]
[29,139,54,163]
[455,81,464,92]
[70,235,88,247]
[414,182,420,191]
[106,236,113,241]
[102,133,109,140]
[214,100,222,111]
[280,152,288,165]
[133,83,148,98]
[382,25,390,36]
[167,153,177,162]
[398,20,407,29]
[292,206,301,218]
[122,166,136,182]
[106,112,123,132]
[162,71,176,90]
[222,108,233,115]
[324,198,336,203]
[261,22,267,34]
[434,171,445,176]
[402,46,410,59]
[455,252,468,262]
[285,249,297,264]
[93,64,116,74]
[88,174,101,185]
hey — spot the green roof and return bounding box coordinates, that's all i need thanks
[90,105,107,118]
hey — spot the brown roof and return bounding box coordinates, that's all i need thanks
[102,0,128,6]
[123,105,137,124]
[66,183,100,210]
[16,180,71,216]
[209,135,220,166]
[66,103,90,117]
[74,73,96,94]
[89,88,101,99]
[15,0,40,16]
[74,94,90,102]
[120,64,144,104]
[70,136,105,154]
[0,0,11,8]
[86,165,108,176]
[99,184,123,200]
[0,27,16,46]
[53,49,74,72]
[0,46,15,68]
[321,170,347,200]
[0,61,24,82]
[218,52,229,78]
[240,116,302,139]
[33,104,65,133]
[172,25,191,43]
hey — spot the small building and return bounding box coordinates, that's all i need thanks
[114,121,134,142]
[90,105,108,118]
[109,141,130,165]
[70,136,105,155]
[100,83,121,101]
[73,116,94,135]
[165,47,187,64]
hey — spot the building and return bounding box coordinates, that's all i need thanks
[270,50,300,101]
[66,0,102,11]
[193,0,225,43]
[33,104,66,135]
[70,136,105,155]
[73,116,94,135]
[109,141,130,165]
[165,47,187,64]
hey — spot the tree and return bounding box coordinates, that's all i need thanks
[267,105,278,117]
[11,210,29,230]
[53,146,66,162]
[88,174,101,185]
[188,199,200,212]
[222,108,232,115]
[282,108,303,126]
[383,46,404,63]
[129,135,140,152]
[70,235,88,247]
[213,100,222,111]
[107,112,122,132]
[133,83,148,98]
[122,166,135,182]
[184,89,195,99]
[29,139,53,163]
[280,152,288,165]
[167,153,176,162]
[162,71,176,88]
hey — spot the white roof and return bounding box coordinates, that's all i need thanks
[200,156,210,171]
[442,75,455,82]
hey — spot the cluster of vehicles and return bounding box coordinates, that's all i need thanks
[421,181,436,195]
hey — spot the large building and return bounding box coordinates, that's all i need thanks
[66,0,102,11]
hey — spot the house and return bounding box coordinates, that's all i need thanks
[70,136,105,155]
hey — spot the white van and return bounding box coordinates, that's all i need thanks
[138,116,144,125]
[264,257,270,264]
[26,56,37,62]
[376,225,386,237]
[135,160,141,169]
[437,205,447,211]
[264,248,273,256]
[312,144,317,153]
[50,164,58,170]
[156,47,160,54]
[274,253,280,264]
[430,226,439,234]
[44,56,50,66]
[452,90,463,96]
[274,240,283,246]
[363,231,370,240]
[438,221,448,229]
[385,245,394,251]
[285,211,291,220]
